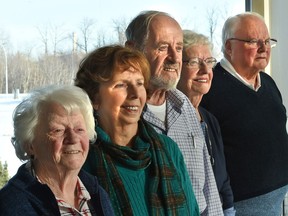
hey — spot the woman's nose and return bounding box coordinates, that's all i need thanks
[65,128,79,144]
[128,85,140,99]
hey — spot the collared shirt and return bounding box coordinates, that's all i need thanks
[142,88,223,216]
[57,177,95,216]
[220,57,261,91]
[26,162,95,215]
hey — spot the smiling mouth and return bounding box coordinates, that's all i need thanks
[63,150,81,154]
[163,67,177,72]
[195,79,208,83]
[124,106,139,111]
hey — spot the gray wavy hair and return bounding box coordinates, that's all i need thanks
[182,29,213,50]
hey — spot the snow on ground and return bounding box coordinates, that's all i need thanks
[0,94,27,177]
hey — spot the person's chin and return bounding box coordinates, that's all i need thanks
[62,157,84,169]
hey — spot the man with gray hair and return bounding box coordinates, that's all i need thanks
[201,12,288,215]
[126,10,223,215]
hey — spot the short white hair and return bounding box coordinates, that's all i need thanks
[221,12,265,53]
[12,85,96,161]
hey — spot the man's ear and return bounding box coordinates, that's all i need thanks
[26,142,35,157]
[225,40,232,56]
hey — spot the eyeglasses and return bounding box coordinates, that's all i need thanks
[183,57,217,69]
[228,38,277,49]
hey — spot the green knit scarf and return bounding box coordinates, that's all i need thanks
[85,119,188,215]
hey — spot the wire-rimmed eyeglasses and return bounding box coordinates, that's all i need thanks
[183,57,217,69]
[228,38,277,49]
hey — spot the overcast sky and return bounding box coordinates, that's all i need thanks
[0,0,245,54]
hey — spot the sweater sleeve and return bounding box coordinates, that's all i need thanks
[159,134,200,216]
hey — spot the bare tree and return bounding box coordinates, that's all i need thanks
[0,29,14,93]
[206,7,218,44]
[49,23,69,55]
[94,29,108,48]
[8,51,36,93]
[77,18,96,53]
[113,17,127,45]
[37,25,49,54]
[205,4,229,58]
[37,23,69,55]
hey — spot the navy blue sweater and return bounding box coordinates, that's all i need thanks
[201,63,288,201]
[0,163,114,216]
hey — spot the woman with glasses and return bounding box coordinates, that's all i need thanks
[201,12,288,216]
[177,30,235,216]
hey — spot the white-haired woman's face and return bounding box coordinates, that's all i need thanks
[30,103,90,176]
[179,44,214,97]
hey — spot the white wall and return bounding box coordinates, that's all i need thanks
[270,0,288,112]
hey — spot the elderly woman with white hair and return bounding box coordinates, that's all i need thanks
[0,85,114,216]
[177,30,235,216]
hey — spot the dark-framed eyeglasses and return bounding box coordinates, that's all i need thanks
[228,38,277,49]
[182,57,217,69]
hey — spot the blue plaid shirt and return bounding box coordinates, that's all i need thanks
[142,89,223,215]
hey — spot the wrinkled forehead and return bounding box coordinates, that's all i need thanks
[149,15,183,38]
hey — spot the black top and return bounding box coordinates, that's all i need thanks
[0,163,115,216]
[199,106,234,209]
[201,63,288,201]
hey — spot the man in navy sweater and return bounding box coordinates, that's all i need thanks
[201,12,288,216]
